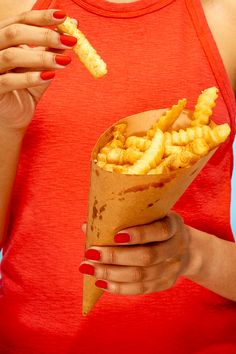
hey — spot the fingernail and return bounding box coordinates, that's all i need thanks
[40,71,56,81]
[85,249,101,261]
[114,233,131,243]
[95,280,108,289]
[55,55,72,66]
[79,263,95,276]
[53,10,66,19]
[60,34,77,47]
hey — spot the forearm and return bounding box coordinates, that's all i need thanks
[0,127,24,246]
[185,226,236,301]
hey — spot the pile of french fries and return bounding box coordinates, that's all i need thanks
[95,87,231,174]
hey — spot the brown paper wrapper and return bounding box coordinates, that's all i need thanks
[83,109,215,315]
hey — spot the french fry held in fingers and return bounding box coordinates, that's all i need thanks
[84,87,231,316]
[58,17,107,78]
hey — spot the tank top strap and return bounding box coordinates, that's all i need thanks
[186,0,235,133]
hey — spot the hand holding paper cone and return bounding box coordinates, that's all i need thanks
[82,87,230,315]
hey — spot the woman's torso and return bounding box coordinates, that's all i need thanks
[0,1,236,353]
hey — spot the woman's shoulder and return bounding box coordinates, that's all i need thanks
[201,0,236,93]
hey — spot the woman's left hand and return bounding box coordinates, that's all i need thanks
[79,213,193,295]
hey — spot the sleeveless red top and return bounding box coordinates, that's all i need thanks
[0,1,236,353]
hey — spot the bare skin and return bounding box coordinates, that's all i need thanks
[0,0,236,301]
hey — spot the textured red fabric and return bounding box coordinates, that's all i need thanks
[0,0,236,353]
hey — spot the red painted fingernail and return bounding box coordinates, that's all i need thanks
[53,10,66,19]
[79,263,95,276]
[95,280,108,289]
[114,233,131,243]
[40,71,56,81]
[85,249,101,261]
[60,34,77,47]
[55,55,72,66]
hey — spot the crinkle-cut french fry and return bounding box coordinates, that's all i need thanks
[97,146,112,163]
[109,123,127,147]
[187,138,210,157]
[125,136,151,151]
[164,145,183,157]
[191,87,219,126]
[58,17,107,79]
[164,138,209,158]
[148,164,171,175]
[106,148,143,165]
[125,129,165,175]
[97,161,106,168]
[102,163,130,173]
[147,99,187,138]
[165,124,230,148]
[168,151,199,170]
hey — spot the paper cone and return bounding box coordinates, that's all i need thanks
[83,109,216,315]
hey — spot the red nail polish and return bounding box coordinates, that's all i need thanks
[55,55,72,66]
[60,34,77,47]
[79,263,95,276]
[95,280,108,289]
[40,71,56,81]
[85,249,101,261]
[114,233,131,243]
[53,10,66,19]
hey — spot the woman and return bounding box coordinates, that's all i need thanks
[0,0,235,353]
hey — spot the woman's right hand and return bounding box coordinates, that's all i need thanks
[0,9,77,133]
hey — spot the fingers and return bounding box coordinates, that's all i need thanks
[0,48,71,74]
[114,213,181,245]
[85,235,183,267]
[0,9,67,30]
[95,276,177,295]
[0,71,55,95]
[80,258,179,283]
[0,23,77,51]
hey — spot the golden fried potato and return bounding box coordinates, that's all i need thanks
[147,99,187,138]
[125,129,165,174]
[191,87,219,126]
[125,136,151,151]
[106,148,143,165]
[58,17,107,78]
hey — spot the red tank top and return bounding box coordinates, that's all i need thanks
[0,1,236,353]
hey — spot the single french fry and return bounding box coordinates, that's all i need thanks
[106,147,143,165]
[165,124,230,147]
[187,138,210,157]
[125,129,165,174]
[58,17,107,78]
[191,87,219,126]
[147,99,187,138]
[125,136,151,151]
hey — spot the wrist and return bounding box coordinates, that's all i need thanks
[183,226,216,282]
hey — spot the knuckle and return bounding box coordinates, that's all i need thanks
[2,48,15,64]
[112,282,121,295]
[107,248,117,265]
[132,228,142,244]
[0,75,8,89]
[138,281,147,294]
[43,28,54,46]
[141,249,155,266]
[39,51,50,67]
[133,267,144,282]
[43,10,52,23]
[101,265,109,280]
[5,24,20,41]
[25,71,35,86]
[19,11,30,24]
